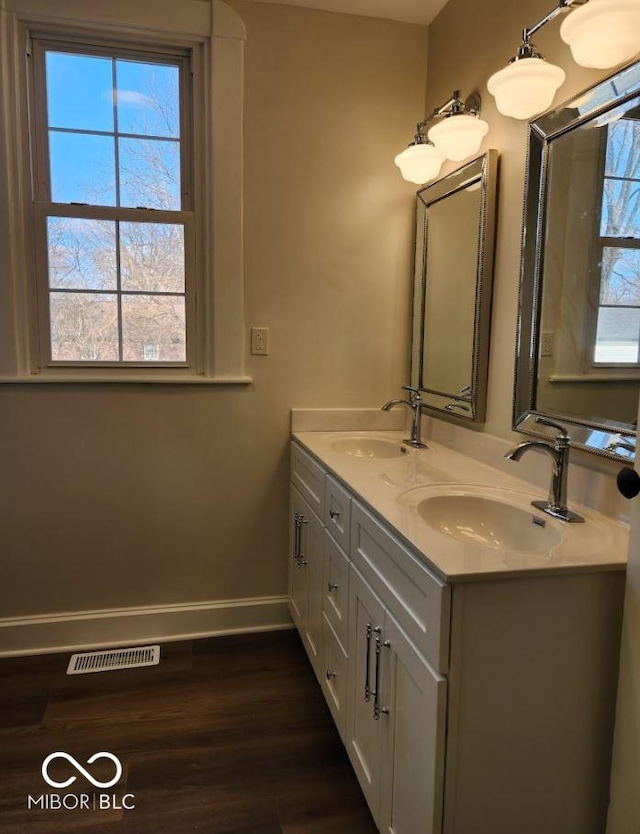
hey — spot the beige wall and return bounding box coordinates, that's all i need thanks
[0,3,428,620]
[426,0,625,462]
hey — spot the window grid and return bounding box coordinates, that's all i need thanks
[30,36,195,369]
[592,117,640,368]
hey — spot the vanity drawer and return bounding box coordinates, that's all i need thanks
[350,500,450,674]
[291,442,326,520]
[321,613,349,742]
[324,475,352,554]
[323,529,350,652]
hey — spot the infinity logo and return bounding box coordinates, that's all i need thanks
[42,752,123,789]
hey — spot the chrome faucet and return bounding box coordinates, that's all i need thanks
[505,416,584,523]
[445,402,471,415]
[606,435,635,455]
[381,386,428,449]
[445,385,472,415]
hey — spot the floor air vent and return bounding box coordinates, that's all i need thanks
[67,645,160,675]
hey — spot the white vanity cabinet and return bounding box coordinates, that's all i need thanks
[289,486,324,679]
[289,440,449,833]
[347,564,447,834]
[288,439,625,834]
[347,498,450,832]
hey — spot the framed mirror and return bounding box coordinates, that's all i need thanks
[514,60,640,462]
[410,151,498,422]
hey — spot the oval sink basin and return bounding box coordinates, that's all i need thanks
[413,488,563,553]
[331,436,406,460]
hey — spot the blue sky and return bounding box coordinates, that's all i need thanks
[45,51,181,208]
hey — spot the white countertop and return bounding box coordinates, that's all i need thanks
[292,430,629,582]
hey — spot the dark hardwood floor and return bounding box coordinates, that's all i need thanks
[0,630,377,833]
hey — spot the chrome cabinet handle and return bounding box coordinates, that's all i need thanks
[327,582,338,592]
[329,508,341,521]
[293,512,301,565]
[364,623,373,702]
[373,635,390,720]
[326,670,336,681]
[297,515,308,566]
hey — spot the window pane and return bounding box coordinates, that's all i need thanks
[49,132,116,205]
[599,247,640,305]
[118,138,180,209]
[605,118,640,178]
[50,292,119,361]
[601,177,640,238]
[47,217,117,290]
[116,60,180,138]
[121,295,186,361]
[120,223,185,292]
[46,52,114,132]
[594,306,640,363]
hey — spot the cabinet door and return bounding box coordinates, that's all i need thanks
[289,488,324,677]
[379,613,447,834]
[301,502,324,679]
[289,487,309,631]
[346,565,386,824]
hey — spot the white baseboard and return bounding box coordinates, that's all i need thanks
[0,596,293,658]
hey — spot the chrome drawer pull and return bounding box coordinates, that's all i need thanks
[329,508,341,521]
[298,515,308,566]
[326,670,336,681]
[364,623,373,702]
[293,512,301,565]
[327,582,339,592]
[373,635,391,720]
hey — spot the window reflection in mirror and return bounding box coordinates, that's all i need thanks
[514,59,640,461]
[536,99,640,428]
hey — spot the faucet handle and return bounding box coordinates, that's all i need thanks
[402,385,422,405]
[535,416,569,443]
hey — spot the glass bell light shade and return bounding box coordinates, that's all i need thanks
[487,57,566,120]
[427,114,490,162]
[560,0,640,69]
[394,143,445,184]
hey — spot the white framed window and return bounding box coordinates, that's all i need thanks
[0,0,249,384]
[590,115,640,369]
[30,37,196,370]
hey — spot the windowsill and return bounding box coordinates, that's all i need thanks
[0,374,253,385]
[548,373,640,383]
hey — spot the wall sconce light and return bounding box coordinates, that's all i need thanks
[560,0,640,69]
[395,91,489,184]
[488,0,640,120]
[394,127,446,184]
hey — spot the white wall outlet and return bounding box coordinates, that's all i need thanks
[540,331,554,357]
[251,326,269,356]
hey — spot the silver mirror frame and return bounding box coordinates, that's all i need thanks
[410,150,498,423]
[513,60,640,463]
